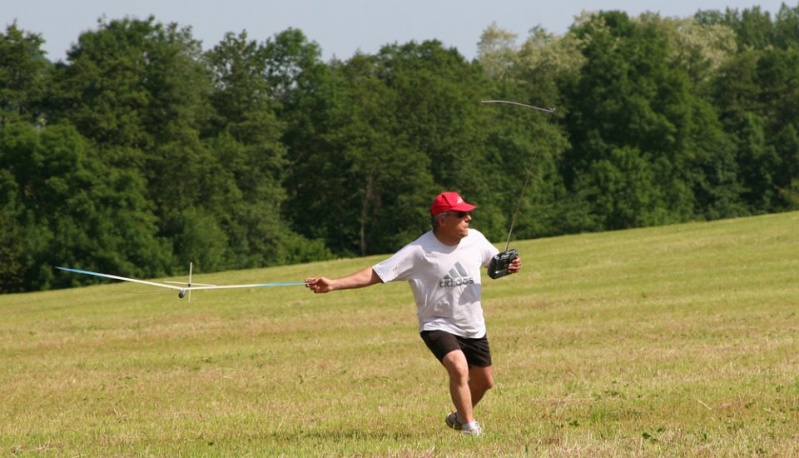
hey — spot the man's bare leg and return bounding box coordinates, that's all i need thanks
[468,365,494,407]
[442,350,475,423]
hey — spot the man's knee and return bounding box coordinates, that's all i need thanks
[442,351,470,379]
[476,376,494,392]
[471,367,494,390]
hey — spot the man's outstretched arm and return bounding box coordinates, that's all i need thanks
[305,267,383,294]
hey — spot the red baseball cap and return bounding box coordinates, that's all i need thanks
[430,191,477,216]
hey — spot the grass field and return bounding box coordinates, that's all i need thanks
[2,212,798,457]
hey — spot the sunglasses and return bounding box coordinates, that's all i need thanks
[451,211,470,219]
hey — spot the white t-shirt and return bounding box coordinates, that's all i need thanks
[372,229,499,338]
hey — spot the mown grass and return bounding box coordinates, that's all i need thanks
[2,212,798,457]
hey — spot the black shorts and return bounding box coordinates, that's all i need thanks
[420,330,492,367]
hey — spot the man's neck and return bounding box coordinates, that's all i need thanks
[433,228,462,246]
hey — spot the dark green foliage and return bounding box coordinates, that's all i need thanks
[0,122,167,291]
[2,5,799,293]
[0,23,49,125]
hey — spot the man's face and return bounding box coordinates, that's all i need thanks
[444,210,471,239]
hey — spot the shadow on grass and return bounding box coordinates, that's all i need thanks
[268,428,417,442]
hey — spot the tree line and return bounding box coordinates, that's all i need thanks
[2,4,798,293]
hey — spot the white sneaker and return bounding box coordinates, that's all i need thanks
[445,411,463,430]
[462,422,483,436]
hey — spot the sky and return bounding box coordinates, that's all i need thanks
[3,0,791,62]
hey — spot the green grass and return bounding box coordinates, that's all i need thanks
[2,212,798,457]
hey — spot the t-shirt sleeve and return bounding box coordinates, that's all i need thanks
[372,244,418,283]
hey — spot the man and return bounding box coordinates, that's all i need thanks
[305,191,522,436]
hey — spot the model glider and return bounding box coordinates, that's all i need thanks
[56,263,306,300]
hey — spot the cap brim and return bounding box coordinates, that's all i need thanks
[450,202,477,212]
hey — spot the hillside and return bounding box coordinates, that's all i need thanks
[1,212,797,456]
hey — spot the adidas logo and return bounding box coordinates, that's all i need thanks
[439,262,476,287]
